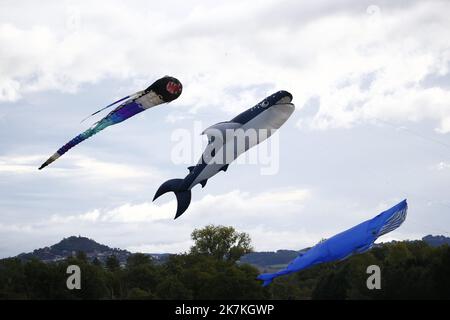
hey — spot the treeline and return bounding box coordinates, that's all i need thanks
[0,225,449,299]
[271,241,450,299]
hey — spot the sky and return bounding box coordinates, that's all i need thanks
[0,0,449,258]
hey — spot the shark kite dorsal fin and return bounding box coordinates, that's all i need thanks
[188,166,195,173]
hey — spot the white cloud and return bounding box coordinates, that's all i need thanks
[49,209,101,224]
[0,154,43,173]
[0,153,163,181]
[0,188,314,256]
[1,1,449,132]
[126,240,193,254]
[46,188,311,224]
[292,2,450,133]
[435,161,450,171]
[0,186,427,257]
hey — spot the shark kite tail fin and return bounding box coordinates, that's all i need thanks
[153,178,192,219]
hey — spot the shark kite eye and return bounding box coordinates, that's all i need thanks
[262,100,269,107]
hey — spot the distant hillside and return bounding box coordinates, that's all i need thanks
[50,236,110,252]
[422,234,450,247]
[17,236,172,265]
[17,236,133,265]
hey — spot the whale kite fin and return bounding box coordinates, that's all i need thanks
[153,178,192,219]
[200,179,208,188]
[174,190,191,219]
[355,243,374,254]
[257,273,276,287]
[201,121,242,141]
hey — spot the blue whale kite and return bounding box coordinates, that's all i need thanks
[39,76,182,170]
[257,199,408,286]
[153,90,295,219]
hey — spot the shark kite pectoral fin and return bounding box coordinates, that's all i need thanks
[221,164,229,172]
[200,179,208,188]
[188,166,195,173]
[153,178,192,220]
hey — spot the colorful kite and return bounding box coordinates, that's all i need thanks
[39,76,182,170]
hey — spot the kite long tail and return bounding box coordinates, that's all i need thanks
[153,178,192,219]
[38,119,112,170]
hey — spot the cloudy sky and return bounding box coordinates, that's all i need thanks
[1,0,449,258]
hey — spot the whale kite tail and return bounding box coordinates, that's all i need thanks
[257,273,277,287]
[153,178,192,219]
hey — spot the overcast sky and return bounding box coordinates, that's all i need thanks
[1,0,449,258]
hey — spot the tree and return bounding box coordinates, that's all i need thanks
[190,225,253,262]
[124,253,160,296]
[75,251,88,262]
[92,257,102,267]
[0,258,28,299]
[106,255,120,271]
[155,275,193,299]
[127,253,153,268]
[127,287,156,299]
[23,259,56,299]
[64,256,108,299]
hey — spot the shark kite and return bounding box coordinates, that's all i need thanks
[153,90,295,219]
[257,199,408,286]
[39,76,182,170]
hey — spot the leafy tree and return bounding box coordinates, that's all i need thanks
[124,253,160,296]
[432,245,450,299]
[155,275,193,299]
[23,259,57,299]
[312,266,349,299]
[106,255,120,271]
[190,225,253,262]
[127,253,153,268]
[92,257,102,267]
[0,258,28,299]
[75,251,88,262]
[127,287,156,299]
